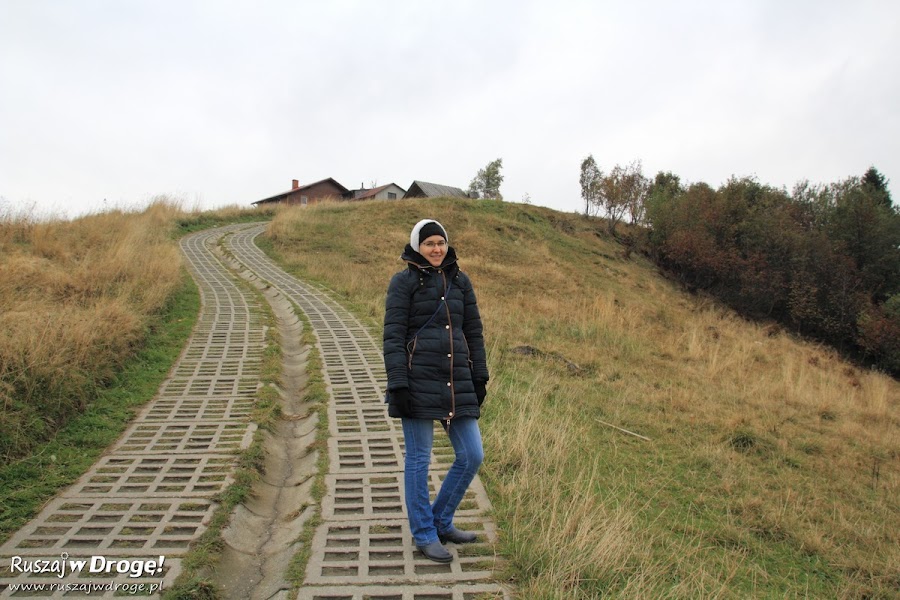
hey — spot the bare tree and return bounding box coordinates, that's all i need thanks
[580,155,602,217]
[623,160,650,227]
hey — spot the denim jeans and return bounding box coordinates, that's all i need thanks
[401,417,484,546]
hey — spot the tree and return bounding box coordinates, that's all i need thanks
[579,155,602,217]
[862,166,892,207]
[598,160,649,236]
[645,171,684,256]
[468,158,504,199]
[827,175,900,302]
[622,160,651,227]
[648,171,682,206]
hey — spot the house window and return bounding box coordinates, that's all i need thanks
[301,196,308,206]
[388,192,397,200]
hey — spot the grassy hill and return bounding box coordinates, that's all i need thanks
[262,197,899,598]
[1,197,895,597]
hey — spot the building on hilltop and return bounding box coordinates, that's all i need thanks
[350,183,407,201]
[253,178,473,207]
[404,180,470,199]
[252,178,350,208]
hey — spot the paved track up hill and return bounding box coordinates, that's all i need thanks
[1,223,509,599]
[1,224,265,597]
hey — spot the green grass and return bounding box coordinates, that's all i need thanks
[0,269,200,543]
[172,206,276,236]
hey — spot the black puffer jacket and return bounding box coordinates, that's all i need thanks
[383,244,489,421]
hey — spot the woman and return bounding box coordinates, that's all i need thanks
[383,219,490,563]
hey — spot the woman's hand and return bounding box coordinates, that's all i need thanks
[390,388,412,416]
[475,381,487,406]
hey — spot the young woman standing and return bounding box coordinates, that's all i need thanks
[383,219,489,563]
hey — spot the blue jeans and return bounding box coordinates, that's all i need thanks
[401,417,484,546]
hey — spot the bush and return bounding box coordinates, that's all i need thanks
[857,298,900,373]
[644,170,900,375]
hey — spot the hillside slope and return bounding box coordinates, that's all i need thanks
[262,198,898,598]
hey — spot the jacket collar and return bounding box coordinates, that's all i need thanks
[401,243,459,274]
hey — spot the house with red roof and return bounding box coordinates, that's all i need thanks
[252,178,350,207]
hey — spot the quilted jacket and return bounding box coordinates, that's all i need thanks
[383,244,489,421]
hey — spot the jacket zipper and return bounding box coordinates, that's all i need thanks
[406,337,417,370]
[441,270,455,431]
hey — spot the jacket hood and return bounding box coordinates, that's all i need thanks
[401,243,458,271]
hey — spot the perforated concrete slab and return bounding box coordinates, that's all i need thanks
[331,403,400,436]
[158,376,261,397]
[172,358,261,379]
[2,498,216,556]
[304,518,500,585]
[330,384,390,405]
[295,584,506,600]
[67,455,236,498]
[175,344,265,365]
[327,436,404,473]
[321,474,490,522]
[139,396,255,422]
[111,421,255,455]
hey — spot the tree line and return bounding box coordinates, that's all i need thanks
[581,156,900,374]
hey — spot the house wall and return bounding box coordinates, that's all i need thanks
[373,184,406,200]
[405,183,425,198]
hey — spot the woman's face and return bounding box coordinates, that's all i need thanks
[419,234,447,267]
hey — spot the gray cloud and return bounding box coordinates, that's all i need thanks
[1,0,898,218]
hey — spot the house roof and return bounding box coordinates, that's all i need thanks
[353,183,407,200]
[252,178,350,205]
[406,180,469,198]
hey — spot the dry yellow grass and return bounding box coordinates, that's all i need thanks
[0,198,279,462]
[0,200,187,460]
[264,198,899,598]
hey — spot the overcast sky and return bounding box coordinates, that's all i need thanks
[2,0,898,219]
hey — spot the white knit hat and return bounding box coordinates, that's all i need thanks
[410,219,448,249]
